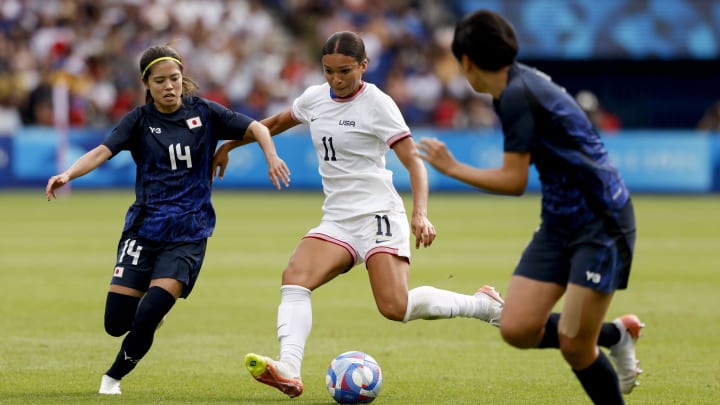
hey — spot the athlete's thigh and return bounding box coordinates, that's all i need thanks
[283,237,354,290]
[150,278,184,299]
[502,275,565,334]
[558,283,614,341]
[362,209,411,307]
[504,224,568,332]
[366,253,410,307]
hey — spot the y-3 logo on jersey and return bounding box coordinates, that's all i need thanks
[149,126,162,134]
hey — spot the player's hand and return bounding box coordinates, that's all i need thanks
[411,214,436,249]
[45,173,70,201]
[212,146,231,181]
[266,154,291,190]
[416,138,456,175]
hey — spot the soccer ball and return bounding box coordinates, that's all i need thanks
[326,351,383,404]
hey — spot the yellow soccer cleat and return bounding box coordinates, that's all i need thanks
[245,353,304,398]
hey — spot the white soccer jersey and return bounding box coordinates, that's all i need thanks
[291,82,411,221]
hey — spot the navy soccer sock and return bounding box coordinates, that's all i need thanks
[597,321,622,348]
[573,351,624,405]
[538,313,622,349]
[537,313,560,348]
[104,292,141,337]
[106,286,176,380]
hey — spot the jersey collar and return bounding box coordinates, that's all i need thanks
[330,81,365,101]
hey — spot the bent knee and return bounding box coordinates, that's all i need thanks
[376,300,407,322]
[559,337,597,368]
[500,322,545,349]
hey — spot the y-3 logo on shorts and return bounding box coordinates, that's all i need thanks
[585,270,601,284]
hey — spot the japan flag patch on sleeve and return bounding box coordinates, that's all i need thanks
[113,267,124,278]
[186,116,202,129]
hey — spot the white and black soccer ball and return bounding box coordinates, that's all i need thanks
[326,351,383,404]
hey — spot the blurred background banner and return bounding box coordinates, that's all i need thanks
[454,0,719,60]
[5,127,718,193]
[603,132,713,192]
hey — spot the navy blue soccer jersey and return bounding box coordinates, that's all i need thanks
[103,96,253,242]
[494,63,630,229]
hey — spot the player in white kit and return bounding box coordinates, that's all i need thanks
[212,31,503,398]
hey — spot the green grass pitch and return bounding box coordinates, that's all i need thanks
[1,190,718,404]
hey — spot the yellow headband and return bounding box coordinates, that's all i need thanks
[141,56,182,78]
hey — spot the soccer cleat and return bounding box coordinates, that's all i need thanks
[474,285,504,327]
[245,353,304,398]
[609,314,645,394]
[98,374,121,395]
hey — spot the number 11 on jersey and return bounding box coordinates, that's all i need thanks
[322,137,336,161]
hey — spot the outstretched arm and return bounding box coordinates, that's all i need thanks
[393,137,436,249]
[213,109,299,180]
[417,138,530,196]
[46,145,112,200]
[245,120,291,189]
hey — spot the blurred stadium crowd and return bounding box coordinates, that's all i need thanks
[0,0,502,135]
[0,0,718,135]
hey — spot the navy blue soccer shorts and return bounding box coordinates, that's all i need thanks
[109,234,207,298]
[513,200,636,293]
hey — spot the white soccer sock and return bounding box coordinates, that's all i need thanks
[403,286,488,322]
[277,285,312,375]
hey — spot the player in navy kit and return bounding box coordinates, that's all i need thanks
[45,44,290,395]
[417,10,643,405]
